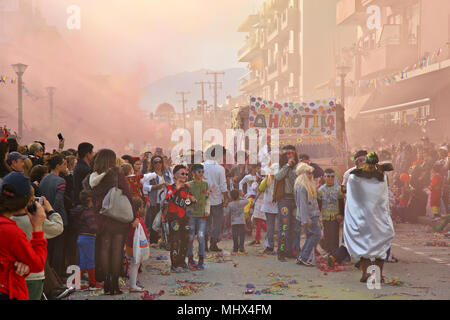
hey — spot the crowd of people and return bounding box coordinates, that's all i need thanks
[1,126,449,300]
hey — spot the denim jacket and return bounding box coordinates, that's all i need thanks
[295,184,321,224]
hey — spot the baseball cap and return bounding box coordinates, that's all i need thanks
[7,151,27,165]
[0,172,31,199]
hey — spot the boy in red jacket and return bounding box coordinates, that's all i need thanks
[0,172,47,300]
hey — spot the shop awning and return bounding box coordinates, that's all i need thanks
[360,98,431,115]
[358,63,450,116]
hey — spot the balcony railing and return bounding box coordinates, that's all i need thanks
[239,70,261,91]
[238,36,259,61]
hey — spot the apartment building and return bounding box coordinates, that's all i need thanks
[237,0,354,103]
[337,0,450,143]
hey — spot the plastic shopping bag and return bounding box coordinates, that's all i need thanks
[132,223,150,265]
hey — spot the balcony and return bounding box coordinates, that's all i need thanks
[281,52,298,73]
[267,19,279,43]
[360,43,418,78]
[238,36,260,62]
[281,7,299,30]
[239,70,262,92]
[267,60,280,81]
[336,0,365,26]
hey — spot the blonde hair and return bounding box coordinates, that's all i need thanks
[121,163,133,176]
[66,155,77,171]
[115,157,125,167]
[294,162,316,199]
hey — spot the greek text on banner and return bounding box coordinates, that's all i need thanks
[249,97,337,138]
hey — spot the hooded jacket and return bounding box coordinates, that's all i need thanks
[82,166,136,234]
[0,216,47,300]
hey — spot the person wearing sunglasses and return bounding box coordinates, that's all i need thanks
[317,168,345,257]
[161,165,194,272]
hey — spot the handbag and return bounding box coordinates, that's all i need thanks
[100,184,134,223]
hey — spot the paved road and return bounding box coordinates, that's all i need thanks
[70,223,450,300]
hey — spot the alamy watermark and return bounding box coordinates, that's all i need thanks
[170,121,280,175]
[67,5,81,30]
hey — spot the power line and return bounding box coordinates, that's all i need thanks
[195,81,210,119]
[176,91,190,130]
[206,71,224,114]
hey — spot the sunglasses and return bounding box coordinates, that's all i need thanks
[193,170,204,174]
[179,172,188,176]
[153,161,162,164]
[325,175,335,178]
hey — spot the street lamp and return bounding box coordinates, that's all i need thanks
[12,63,28,140]
[46,87,56,125]
[336,65,351,109]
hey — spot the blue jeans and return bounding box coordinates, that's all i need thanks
[187,217,207,258]
[277,199,300,256]
[265,212,277,249]
[77,235,96,270]
[208,204,224,243]
[299,216,321,261]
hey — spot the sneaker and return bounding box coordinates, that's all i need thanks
[196,261,204,270]
[263,247,274,254]
[296,258,313,267]
[188,257,197,267]
[248,240,260,246]
[239,248,246,253]
[130,286,146,293]
[327,255,336,267]
[88,283,103,291]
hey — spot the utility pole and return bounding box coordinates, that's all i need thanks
[195,81,209,121]
[206,71,224,114]
[176,91,190,130]
[46,87,56,125]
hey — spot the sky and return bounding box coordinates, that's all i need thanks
[36,0,266,83]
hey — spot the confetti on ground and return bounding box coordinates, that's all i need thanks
[141,290,165,300]
[425,240,450,247]
[385,277,412,287]
[145,264,171,275]
[171,279,218,296]
[315,257,350,273]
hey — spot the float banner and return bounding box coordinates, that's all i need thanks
[249,97,337,138]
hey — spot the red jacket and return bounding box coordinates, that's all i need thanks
[429,173,443,207]
[0,216,47,300]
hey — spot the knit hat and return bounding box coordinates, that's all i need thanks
[365,152,379,165]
